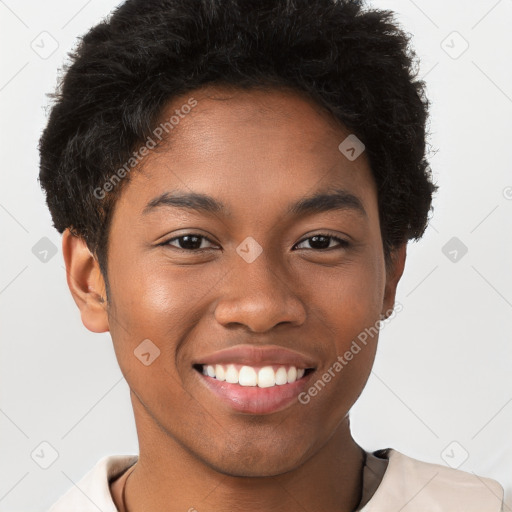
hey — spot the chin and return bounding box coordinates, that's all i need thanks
[199,439,309,478]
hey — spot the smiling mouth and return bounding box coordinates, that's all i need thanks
[193,363,315,388]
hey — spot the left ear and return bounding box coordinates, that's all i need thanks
[382,243,407,317]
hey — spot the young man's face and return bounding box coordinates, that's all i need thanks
[66,85,405,477]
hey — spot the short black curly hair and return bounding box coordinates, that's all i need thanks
[38,0,436,300]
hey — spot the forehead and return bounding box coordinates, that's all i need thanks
[114,85,376,221]
[151,85,357,162]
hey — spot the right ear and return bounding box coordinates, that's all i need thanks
[62,228,110,333]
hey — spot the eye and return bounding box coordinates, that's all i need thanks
[293,233,350,251]
[160,234,218,251]
[159,232,350,252]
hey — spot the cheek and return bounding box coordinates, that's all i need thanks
[296,256,385,425]
[110,250,219,328]
[301,245,385,392]
[303,247,385,333]
[106,258,224,380]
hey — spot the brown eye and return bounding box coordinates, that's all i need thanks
[294,234,350,251]
[161,234,217,251]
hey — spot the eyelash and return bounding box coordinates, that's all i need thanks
[159,233,350,252]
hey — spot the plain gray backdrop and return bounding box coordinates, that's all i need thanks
[1,0,511,510]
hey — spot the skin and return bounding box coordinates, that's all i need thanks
[62,84,406,512]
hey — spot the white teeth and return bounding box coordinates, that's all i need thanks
[200,364,310,387]
[239,366,257,386]
[257,366,276,388]
[215,364,225,381]
[225,364,238,384]
[275,367,288,385]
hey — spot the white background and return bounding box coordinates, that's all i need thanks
[0,0,511,510]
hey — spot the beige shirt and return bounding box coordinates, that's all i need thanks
[47,448,504,511]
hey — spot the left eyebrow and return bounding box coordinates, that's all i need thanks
[141,188,367,219]
[286,189,367,219]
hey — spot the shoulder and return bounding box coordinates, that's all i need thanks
[47,454,138,512]
[361,448,504,512]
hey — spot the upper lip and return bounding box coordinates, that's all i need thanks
[192,344,317,369]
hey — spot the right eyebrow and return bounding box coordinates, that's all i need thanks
[142,191,228,217]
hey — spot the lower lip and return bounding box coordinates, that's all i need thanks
[196,369,315,414]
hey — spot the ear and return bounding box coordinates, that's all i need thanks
[62,228,110,333]
[381,243,407,318]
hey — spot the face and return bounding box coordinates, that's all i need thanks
[72,85,404,477]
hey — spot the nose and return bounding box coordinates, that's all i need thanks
[213,252,307,333]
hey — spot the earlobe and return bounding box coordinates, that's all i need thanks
[62,228,110,333]
[382,243,407,318]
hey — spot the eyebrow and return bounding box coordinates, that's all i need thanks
[142,189,367,218]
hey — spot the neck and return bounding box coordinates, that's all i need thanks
[117,392,366,512]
